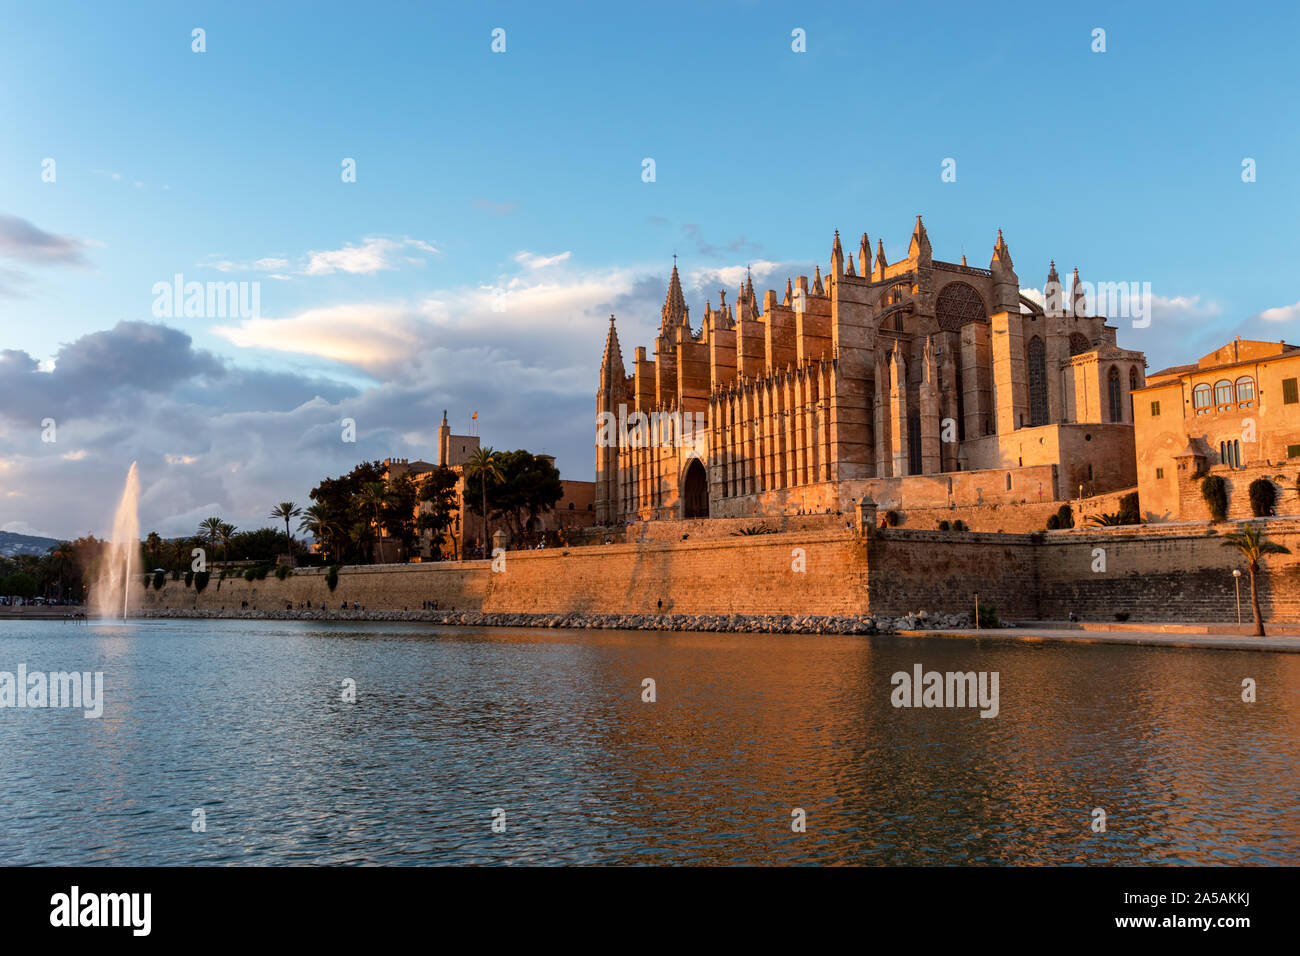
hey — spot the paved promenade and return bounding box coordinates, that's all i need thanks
[899,622,1300,653]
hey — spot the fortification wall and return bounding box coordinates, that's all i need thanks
[1033,519,1300,623]
[135,519,1300,625]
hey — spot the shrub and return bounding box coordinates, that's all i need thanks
[1046,514,1061,530]
[1248,478,1277,517]
[884,510,901,527]
[151,570,165,590]
[255,566,269,580]
[968,603,999,627]
[326,565,340,592]
[1055,504,1074,529]
[1115,612,1131,621]
[184,570,194,588]
[1118,491,1140,524]
[243,568,257,582]
[937,520,951,531]
[1201,474,1228,522]
[275,565,290,580]
[951,519,968,532]
[731,523,776,536]
[193,571,210,594]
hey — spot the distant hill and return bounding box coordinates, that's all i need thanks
[0,530,62,557]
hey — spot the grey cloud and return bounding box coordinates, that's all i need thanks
[0,214,91,266]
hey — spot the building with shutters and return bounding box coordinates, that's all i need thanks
[1133,338,1300,521]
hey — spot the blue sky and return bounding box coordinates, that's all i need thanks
[2,0,1298,539]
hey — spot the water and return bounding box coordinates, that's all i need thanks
[90,462,140,620]
[1,618,1296,865]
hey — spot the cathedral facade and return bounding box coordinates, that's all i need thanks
[595,218,1146,523]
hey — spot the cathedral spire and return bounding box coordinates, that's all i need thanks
[908,215,930,257]
[784,277,793,307]
[812,265,824,296]
[1071,267,1086,316]
[859,233,871,277]
[600,314,625,388]
[1044,260,1062,315]
[832,229,844,278]
[660,261,689,331]
[874,237,887,280]
[991,228,1013,270]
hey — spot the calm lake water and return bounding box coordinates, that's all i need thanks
[0,618,1296,865]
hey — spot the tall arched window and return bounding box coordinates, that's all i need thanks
[1108,367,1122,423]
[1129,367,1138,419]
[1193,383,1212,413]
[1027,336,1048,426]
[1214,380,1233,407]
[1235,376,1255,403]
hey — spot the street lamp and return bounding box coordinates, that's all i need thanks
[1232,569,1242,625]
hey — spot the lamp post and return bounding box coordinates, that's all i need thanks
[1232,569,1242,625]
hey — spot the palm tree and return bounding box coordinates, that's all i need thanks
[464,446,503,559]
[269,502,303,566]
[298,503,332,562]
[1221,524,1291,636]
[1086,512,1129,527]
[218,523,237,566]
[197,517,223,567]
[359,482,393,562]
[144,531,163,567]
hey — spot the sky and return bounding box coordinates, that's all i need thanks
[1,0,1298,540]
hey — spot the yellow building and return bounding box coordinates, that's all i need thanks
[1133,338,1300,522]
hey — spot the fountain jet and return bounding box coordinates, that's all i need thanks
[92,462,141,620]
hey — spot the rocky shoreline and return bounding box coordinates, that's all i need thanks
[143,607,975,634]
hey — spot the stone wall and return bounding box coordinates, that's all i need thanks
[135,519,1300,625]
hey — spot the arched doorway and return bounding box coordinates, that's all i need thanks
[681,459,709,518]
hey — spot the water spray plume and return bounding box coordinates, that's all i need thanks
[92,462,140,620]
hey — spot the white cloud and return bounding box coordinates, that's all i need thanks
[200,237,437,278]
[514,250,572,269]
[303,236,437,276]
[1258,299,1300,323]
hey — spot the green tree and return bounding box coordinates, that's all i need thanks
[298,503,336,562]
[416,467,459,558]
[144,531,164,568]
[219,522,237,566]
[359,481,394,562]
[1201,474,1229,522]
[463,447,503,556]
[269,502,303,565]
[197,517,224,565]
[2,571,36,598]
[1221,524,1291,636]
[1248,478,1277,517]
[309,460,387,564]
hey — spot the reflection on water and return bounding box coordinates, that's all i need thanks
[0,619,1296,865]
